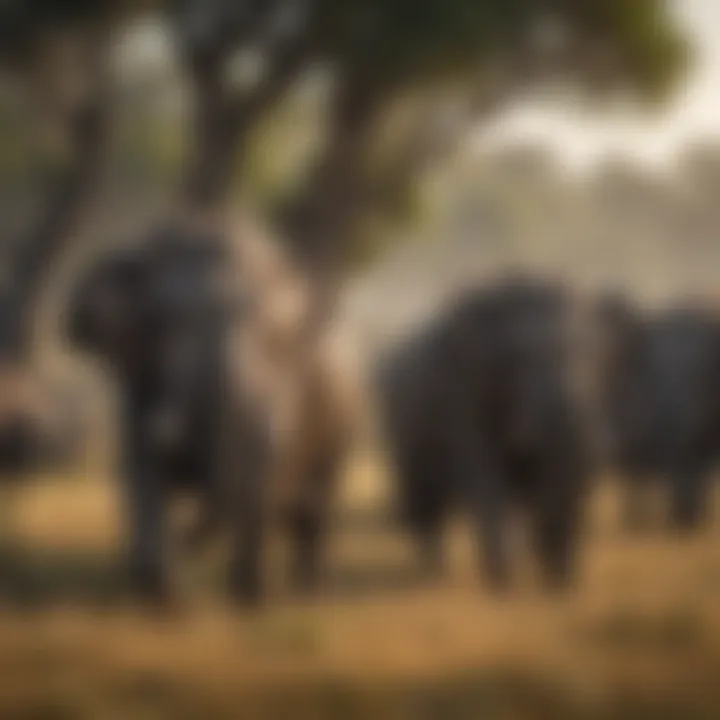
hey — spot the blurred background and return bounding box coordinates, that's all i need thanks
[2,0,720,718]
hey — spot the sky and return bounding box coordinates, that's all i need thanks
[478,0,720,171]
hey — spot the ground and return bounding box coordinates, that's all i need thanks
[0,456,720,719]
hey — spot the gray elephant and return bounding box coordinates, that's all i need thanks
[67,218,357,606]
[600,297,720,532]
[375,276,607,592]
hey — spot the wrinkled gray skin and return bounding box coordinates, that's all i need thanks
[376,278,596,592]
[600,298,720,532]
[67,223,355,607]
[67,226,272,606]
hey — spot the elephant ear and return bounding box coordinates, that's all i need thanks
[69,245,145,360]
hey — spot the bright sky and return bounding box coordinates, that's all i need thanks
[478,0,720,171]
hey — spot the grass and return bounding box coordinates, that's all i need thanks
[1,462,720,717]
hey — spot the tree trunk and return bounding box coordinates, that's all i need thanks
[181,50,241,215]
[279,81,387,337]
[2,63,109,360]
[180,37,311,222]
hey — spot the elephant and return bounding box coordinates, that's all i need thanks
[66,215,358,606]
[599,297,720,532]
[374,275,619,592]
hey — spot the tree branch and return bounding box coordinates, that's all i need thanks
[370,61,523,224]
[180,29,314,213]
[275,62,523,337]
[280,77,386,263]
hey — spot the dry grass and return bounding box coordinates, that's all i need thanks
[1,458,720,718]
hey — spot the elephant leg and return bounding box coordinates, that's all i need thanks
[669,460,710,532]
[473,481,510,592]
[533,498,578,591]
[453,429,510,592]
[228,485,265,607]
[287,447,344,595]
[532,453,586,592]
[287,504,325,595]
[399,456,448,581]
[225,412,270,608]
[120,402,170,606]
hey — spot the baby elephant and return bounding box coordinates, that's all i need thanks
[375,277,612,592]
[67,218,357,606]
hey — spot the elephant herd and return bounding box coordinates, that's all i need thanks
[16,215,720,607]
[67,216,359,605]
[377,283,720,592]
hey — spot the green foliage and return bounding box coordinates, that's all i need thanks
[242,84,328,209]
[316,0,515,90]
[314,0,688,103]
[586,0,690,102]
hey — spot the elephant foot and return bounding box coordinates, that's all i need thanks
[672,515,703,536]
[129,564,177,613]
[539,550,575,595]
[482,562,512,596]
[542,566,573,595]
[228,565,264,609]
[287,511,325,599]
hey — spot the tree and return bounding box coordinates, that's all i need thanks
[0,0,145,358]
[0,1,147,479]
[165,0,689,324]
[0,0,692,346]
[167,0,686,260]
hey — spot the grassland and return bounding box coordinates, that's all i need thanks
[0,456,720,719]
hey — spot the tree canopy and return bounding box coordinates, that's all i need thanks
[0,0,692,349]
